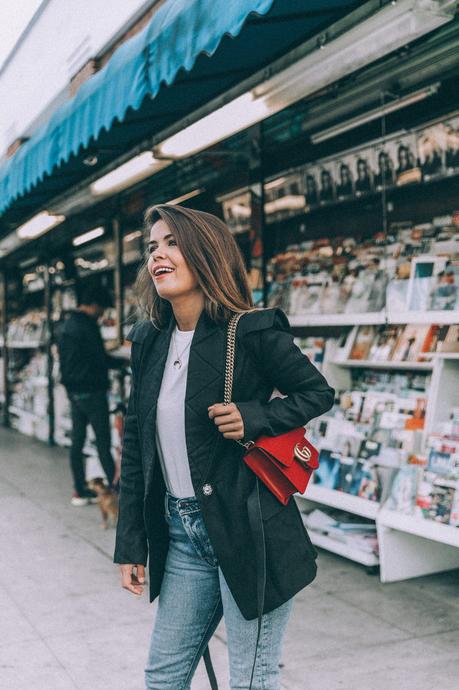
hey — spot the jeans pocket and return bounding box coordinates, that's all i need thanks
[182,512,218,567]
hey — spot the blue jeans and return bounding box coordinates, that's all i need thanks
[145,492,293,690]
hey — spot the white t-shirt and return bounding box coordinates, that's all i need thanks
[155,326,196,498]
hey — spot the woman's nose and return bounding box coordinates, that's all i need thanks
[152,248,167,261]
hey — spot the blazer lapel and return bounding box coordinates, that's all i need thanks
[139,309,227,496]
[184,311,227,484]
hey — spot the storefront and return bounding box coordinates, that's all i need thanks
[1,0,458,580]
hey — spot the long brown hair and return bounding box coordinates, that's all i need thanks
[135,204,254,327]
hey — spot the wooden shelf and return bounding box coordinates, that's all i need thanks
[300,485,380,520]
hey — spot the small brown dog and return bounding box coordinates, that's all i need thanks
[88,478,119,529]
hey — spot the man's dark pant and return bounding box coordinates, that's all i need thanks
[68,390,116,494]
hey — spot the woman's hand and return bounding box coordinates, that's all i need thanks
[120,564,145,595]
[208,402,244,441]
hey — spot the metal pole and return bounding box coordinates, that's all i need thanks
[259,127,268,308]
[113,216,124,348]
[43,264,55,446]
[113,214,126,404]
[248,122,268,307]
[0,271,9,428]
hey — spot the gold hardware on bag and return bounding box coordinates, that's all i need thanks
[294,442,312,465]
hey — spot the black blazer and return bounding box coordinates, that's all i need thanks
[113,307,335,619]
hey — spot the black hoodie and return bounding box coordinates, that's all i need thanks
[56,310,121,393]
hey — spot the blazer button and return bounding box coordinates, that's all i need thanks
[202,483,213,496]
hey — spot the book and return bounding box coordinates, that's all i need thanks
[386,465,419,514]
[349,326,376,360]
[437,325,459,353]
[391,324,431,362]
[367,325,402,361]
[417,472,456,523]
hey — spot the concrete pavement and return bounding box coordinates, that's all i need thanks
[0,427,458,690]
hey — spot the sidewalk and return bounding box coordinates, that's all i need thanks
[0,427,458,690]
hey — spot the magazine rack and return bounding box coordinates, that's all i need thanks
[297,312,459,582]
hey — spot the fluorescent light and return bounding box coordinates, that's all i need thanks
[19,256,39,268]
[157,93,270,158]
[265,177,288,191]
[75,257,109,270]
[155,0,453,159]
[230,203,252,219]
[166,188,205,205]
[90,152,170,196]
[124,230,143,242]
[311,84,440,144]
[73,226,105,246]
[265,195,305,214]
[254,0,453,111]
[16,212,65,239]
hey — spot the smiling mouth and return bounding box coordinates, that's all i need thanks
[154,268,175,278]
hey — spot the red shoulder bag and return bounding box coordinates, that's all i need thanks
[225,311,319,504]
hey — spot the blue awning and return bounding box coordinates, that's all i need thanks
[0,0,362,220]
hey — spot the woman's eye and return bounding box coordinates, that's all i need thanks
[148,239,176,253]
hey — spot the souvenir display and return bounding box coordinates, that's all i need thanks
[268,216,459,316]
[353,147,375,196]
[373,143,395,190]
[221,189,252,234]
[304,167,320,208]
[417,124,448,180]
[391,133,422,186]
[333,153,355,200]
[7,310,47,345]
[318,165,336,204]
[444,115,459,173]
[264,172,305,224]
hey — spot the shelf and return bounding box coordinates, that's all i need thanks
[386,311,459,325]
[427,352,459,360]
[8,406,44,422]
[108,345,131,359]
[6,341,44,349]
[378,508,459,549]
[300,485,380,519]
[288,310,459,328]
[30,376,49,386]
[308,530,379,567]
[288,312,385,328]
[331,359,433,371]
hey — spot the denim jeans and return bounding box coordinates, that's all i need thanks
[68,390,116,494]
[145,492,293,690]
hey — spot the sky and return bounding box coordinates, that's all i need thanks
[0,0,43,71]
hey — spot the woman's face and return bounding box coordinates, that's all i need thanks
[147,219,200,301]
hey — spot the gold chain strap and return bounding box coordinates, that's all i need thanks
[224,311,257,449]
[224,312,245,405]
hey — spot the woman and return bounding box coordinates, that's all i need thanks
[114,205,335,690]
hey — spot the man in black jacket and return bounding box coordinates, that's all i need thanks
[56,286,122,505]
